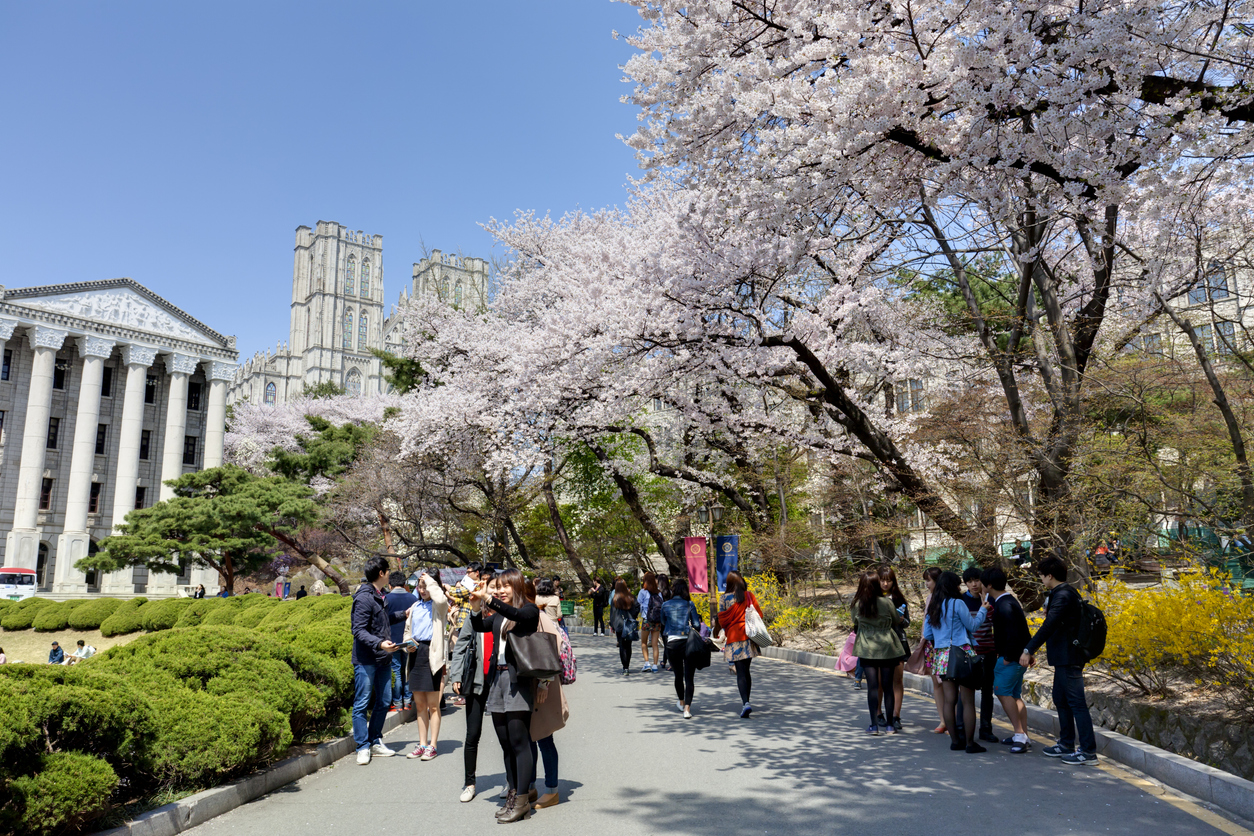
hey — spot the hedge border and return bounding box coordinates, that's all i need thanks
[95,707,413,836]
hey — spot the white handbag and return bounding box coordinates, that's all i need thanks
[743,601,774,648]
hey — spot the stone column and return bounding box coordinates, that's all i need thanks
[100,345,157,595]
[147,353,198,596]
[53,336,116,594]
[202,361,236,469]
[4,326,68,571]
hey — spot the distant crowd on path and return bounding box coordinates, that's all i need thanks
[850,556,1097,766]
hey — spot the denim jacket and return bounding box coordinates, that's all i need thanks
[922,597,988,649]
[660,598,701,640]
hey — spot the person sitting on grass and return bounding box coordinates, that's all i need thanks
[48,642,64,665]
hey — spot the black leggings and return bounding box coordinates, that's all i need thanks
[491,710,535,793]
[617,636,634,670]
[733,659,752,704]
[593,605,606,633]
[463,688,488,787]
[861,661,896,724]
[667,638,695,705]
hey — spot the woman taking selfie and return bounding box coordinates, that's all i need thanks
[403,570,448,761]
[713,571,765,718]
[468,569,541,823]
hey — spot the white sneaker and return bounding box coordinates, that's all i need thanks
[356,748,372,765]
[684,708,692,719]
[676,700,684,711]
[371,742,396,757]
[460,785,477,803]
[641,663,651,672]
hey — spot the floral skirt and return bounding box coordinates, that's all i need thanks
[930,644,973,681]
[723,639,761,663]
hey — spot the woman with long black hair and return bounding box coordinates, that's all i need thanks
[877,565,911,733]
[713,571,765,718]
[661,579,703,717]
[851,570,905,735]
[468,569,542,823]
[609,578,641,675]
[923,570,990,753]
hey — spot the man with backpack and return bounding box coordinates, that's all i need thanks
[1021,556,1098,765]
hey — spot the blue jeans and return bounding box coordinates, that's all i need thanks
[390,653,411,707]
[528,735,559,792]
[1053,664,1096,754]
[353,662,393,751]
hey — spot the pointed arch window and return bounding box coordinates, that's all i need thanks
[359,313,368,348]
[343,310,353,348]
[454,282,464,307]
[346,368,362,397]
[361,260,370,297]
[345,256,356,295]
[440,276,450,300]
[264,382,276,405]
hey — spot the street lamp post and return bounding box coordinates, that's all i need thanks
[696,499,725,622]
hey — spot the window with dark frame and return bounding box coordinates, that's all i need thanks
[101,365,114,397]
[0,410,5,442]
[145,374,157,404]
[183,435,197,466]
[187,381,202,411]
[52,358,68,390]
[139,429,151,460]
[1217,321,1237,355]
[134,486,146,510]
[89,482,102,514]
[39,478,54,511]
[2,349,11,381]
[46,416,59,449]
[95,423,108,456]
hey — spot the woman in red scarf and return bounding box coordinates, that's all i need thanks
[713,571,765,718]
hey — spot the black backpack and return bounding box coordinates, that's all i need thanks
[1072,599,1108,662]
[646,592,663,623]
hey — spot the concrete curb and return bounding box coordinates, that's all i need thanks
[758,644,1254,823]
[95,708,414,836]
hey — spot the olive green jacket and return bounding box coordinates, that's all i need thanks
[852,598,905,660]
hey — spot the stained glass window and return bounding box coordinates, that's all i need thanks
[346,369,362,397]
[345,256,356,295]
[454,282,463,306]
[343,310,353,348]
[361,261,370,297]
[359,314,368,347]
[265,382,276,405]
[440,277,450,300]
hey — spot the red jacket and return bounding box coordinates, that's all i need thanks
[717,591,764,643]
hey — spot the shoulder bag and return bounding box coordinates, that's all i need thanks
[506,630,563,679]
[685,627,714,670]
[941,602,976,681]
[744,598,775,648]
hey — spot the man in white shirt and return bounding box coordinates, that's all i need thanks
[66,639,96,665]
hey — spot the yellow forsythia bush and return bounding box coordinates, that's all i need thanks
[744,572,786,624]
[1096,571,1254,711]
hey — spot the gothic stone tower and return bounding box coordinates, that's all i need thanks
[290,222,385,396]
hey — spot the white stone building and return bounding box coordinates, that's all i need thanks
[229,221,489,405]
[0,279,238,597]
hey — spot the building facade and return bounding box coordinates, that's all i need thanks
[229,221,488,404]
[0,279,238,597]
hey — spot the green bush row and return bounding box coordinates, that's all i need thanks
[0,613,354,836]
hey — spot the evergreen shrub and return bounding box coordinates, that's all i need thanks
[32,602,76,632]
[140,597,193,632]
[67,598,123,630]
[1,597,56,630]
[99,597,148,637]
[9,752,118,836]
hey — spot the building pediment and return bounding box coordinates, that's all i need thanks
[1,279,232,351]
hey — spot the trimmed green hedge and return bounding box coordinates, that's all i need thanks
[99,597,148,637]
[202,597,245,626]
[67,598,123,630]
[139,597,194,632]
[7,752,118,836]
[1,598,56,631]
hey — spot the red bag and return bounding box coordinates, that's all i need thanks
[835,631,858,672]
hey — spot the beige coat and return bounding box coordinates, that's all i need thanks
[530,611,569,741]
[403,578,449,676]
[536,594,562,622]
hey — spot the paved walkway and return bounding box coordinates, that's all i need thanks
[187,636,1243,836]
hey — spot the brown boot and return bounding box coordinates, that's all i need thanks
[527,788,538,803]
[495,790,516,820]
[535,792,559,809]
[498,796,531,823]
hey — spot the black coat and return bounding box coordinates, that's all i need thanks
[1024,582,1084,667]
[351,583,405,666]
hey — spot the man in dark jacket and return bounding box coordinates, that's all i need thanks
[352,556,403,765]
[962,567,999,743]
[1021,556,1097,765]
[983,567,1032,753]
[384,571,417,712]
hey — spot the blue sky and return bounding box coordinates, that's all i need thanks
[0,1,644,360]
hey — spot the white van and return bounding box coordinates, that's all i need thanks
[0,567,37,601]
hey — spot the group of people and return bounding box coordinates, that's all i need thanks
[598,569,765,720]
[43,639,95,665]
[351,558,573,824]
[850,556,1098,765]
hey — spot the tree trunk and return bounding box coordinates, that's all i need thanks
[543,459,594,589]
[590,442,686,576]
[270,530,351,594]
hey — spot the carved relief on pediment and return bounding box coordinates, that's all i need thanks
[17,288,213,344]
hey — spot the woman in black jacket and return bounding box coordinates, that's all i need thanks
[469,569,541,823]
[608,578,641,675]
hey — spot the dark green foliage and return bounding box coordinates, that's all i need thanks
[174,597,225,627]
[0,678,39,764]
[31,600,89,632]
[147,688,290,786]
[201,597,245,625]
[300,380,346,398]
[371,348,427,393]
[68,598,123,630]
[1,597,55,630]
[234,597,279,628]
[8,752,118,836]
[140,597,193,632]
[99,597,148,637]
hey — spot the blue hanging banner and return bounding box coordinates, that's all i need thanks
[715,535,739,591]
